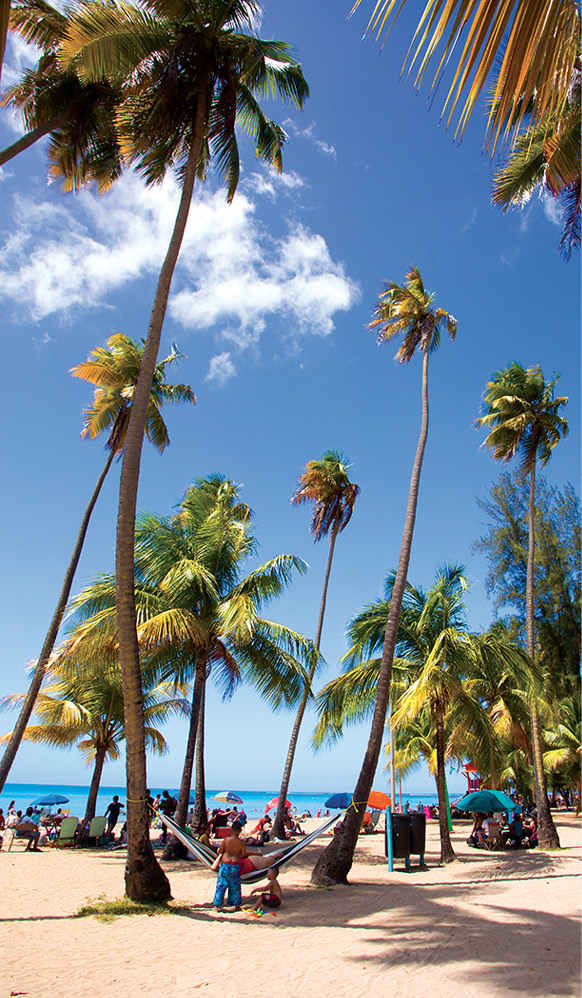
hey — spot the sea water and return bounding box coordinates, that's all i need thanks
[2,782,439,819]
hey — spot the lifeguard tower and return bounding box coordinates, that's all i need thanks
[462,763,483,792]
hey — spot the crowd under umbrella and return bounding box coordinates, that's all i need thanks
[455,789,517,814]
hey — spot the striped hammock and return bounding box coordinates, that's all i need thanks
[155,810,339,884]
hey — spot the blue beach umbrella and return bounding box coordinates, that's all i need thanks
[455,789,516,814]
[325,793,352,809]
[31,793,69,807]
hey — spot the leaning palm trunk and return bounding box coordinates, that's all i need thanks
[84,745,107,822]
[0,446,116,795]
[434,705,455,862]
[115,92,207,901]
[191,680,207,834]
[312,349,431,885]
[163,668,203,859]
[526,464,560,848]
[0,114,67,166]
[272,525,338,839]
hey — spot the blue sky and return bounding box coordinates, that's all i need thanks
[0,0,579,797]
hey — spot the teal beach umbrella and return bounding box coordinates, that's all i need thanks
[455,790,516,813]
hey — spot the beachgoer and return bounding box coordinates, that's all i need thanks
[159,790,177,844]
[6,809,20,829]
[16,807,41,851]
[249,865,283,908]
[468,813,485,847]
[104,795,125,836]
[0,808,4,831]
[404,801,410,813]
[507,810,525,848]
[212,820,256,911]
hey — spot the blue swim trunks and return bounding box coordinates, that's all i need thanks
[214,863,241,907]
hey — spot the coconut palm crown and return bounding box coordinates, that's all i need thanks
[370,266,457,362]
[477,363,568,474]
[71,333,195,454]
[60,0,309,196]
[0,0,122,188]
[291,450,360,542]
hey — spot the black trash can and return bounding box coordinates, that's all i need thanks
[391,813,411,859]
[409,812,426,855]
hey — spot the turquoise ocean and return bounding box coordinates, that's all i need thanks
[3,783,440,819]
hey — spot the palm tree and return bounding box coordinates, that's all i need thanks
[315,567,528,863]
[272,451,359,839]
[493,70,581,259]
[0,0,10,83]
[0,334,194,797]
[477,362,568,847]
[0,0,121,188]
[1,661,189,821]
[351,0,580,149]
[61,0,309,902]
[544,695,581,812]
[65,476,316,854]
[312,267,456,885]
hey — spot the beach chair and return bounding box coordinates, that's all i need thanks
[3,828,31,851]
[52,816,79,848]
[485,821,503,850]
[84,816,107,847]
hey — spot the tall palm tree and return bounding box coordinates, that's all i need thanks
[0,0,121,188]
[477,362,568,847]
[65,476,316,854]
[0,0,10,83]
[272,450,359,839]
[312,267,456,885]
[0,334,194,797]
[61,0,309,902]
[351,0,580,149]
[493,69,581,259]
[1,662,189,821]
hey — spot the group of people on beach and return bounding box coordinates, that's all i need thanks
[468,809,538,849]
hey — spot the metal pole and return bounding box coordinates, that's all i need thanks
[389,698,396,810]
[386,808,393,872]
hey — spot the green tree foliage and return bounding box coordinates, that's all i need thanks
[64,476,317,841]
[474,472,580,701]
[1,661,189,820]
[0,0,122,186]
[0,334,194,798]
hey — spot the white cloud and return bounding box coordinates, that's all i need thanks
[283,119,337,158]
[32,330,53,350]
[245,167,305,199]
[205,351,236,386]
[541,193,563,227]
[461,207,477,233]
[0,170,359,352]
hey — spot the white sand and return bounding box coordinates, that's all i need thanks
[2,813,580,998]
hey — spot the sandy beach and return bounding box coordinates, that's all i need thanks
[2,812,580,998]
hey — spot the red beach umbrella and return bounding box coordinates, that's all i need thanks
[265,796,291,812]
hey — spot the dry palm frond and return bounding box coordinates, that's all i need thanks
[352,0,580,149]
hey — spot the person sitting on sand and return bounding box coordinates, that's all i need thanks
[468,813,485,847]
[249,865,283,908]
[506,810,526,848]
[6,809,20,829]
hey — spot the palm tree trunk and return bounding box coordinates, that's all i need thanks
[0,446,117,794]
[162,668,203,860]
[526,463,560,848]
[0,0,9,87]
[0,115,67,166]
[115,91,208,902]
[84,745,107,822]
[191,680,207,835]
[434,706,455,862]
[272,525,338,839]
[312,347,431,886]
